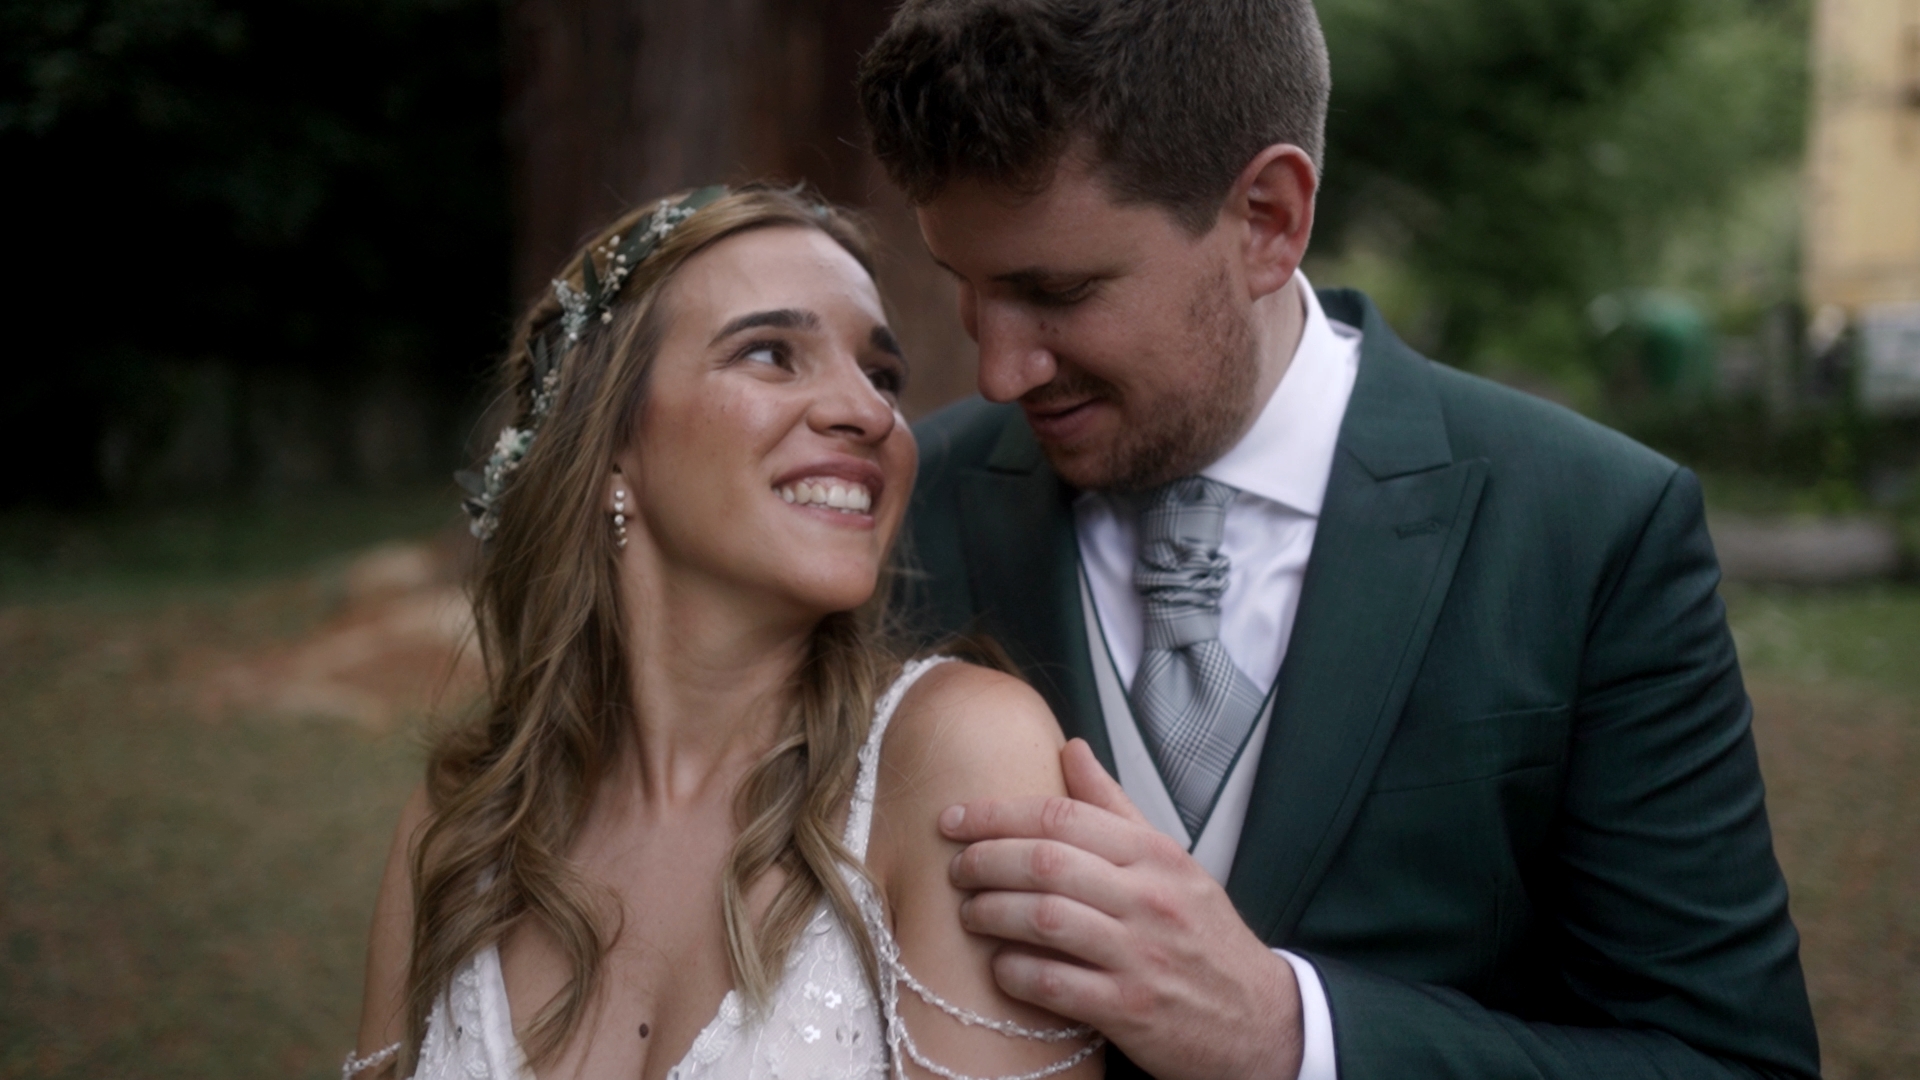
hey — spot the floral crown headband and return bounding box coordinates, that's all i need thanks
[456,185,727,540]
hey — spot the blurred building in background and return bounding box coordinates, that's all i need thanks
[1804,0,1920,415]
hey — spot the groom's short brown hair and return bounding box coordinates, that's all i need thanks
[856,0,1331,234]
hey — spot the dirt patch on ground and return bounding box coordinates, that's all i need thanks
[1749,676,1920,1079]
[181,537,483,730]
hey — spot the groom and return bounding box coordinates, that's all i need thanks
[858,1,1819,1078]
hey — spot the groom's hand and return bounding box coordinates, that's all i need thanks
[942,739,1305,1080]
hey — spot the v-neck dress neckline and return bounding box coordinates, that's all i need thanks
[404,657,950,1080]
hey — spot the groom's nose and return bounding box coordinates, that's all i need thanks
[973,301,1058,404]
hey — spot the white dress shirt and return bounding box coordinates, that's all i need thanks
[1074,273,1360,1080]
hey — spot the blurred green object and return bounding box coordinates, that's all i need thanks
[1590,290,1718,398]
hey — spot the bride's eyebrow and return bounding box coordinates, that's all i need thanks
[710,308,819,345]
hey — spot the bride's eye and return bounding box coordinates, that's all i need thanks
[738,341,790,369]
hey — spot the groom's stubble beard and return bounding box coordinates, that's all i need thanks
[1033,264,1261,494]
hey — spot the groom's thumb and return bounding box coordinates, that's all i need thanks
[1061,738,1150,826]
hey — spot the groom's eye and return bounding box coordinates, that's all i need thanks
[1027,279,1096,308]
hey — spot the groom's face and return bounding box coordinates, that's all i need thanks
[918,154,1261,492]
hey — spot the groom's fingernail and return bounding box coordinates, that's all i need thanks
[940,805,965,831]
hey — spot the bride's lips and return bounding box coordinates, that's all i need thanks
[1021,397,1106,444]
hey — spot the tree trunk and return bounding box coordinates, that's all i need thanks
[503,0,975,417]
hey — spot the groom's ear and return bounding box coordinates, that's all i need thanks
[1228,144,1318,301]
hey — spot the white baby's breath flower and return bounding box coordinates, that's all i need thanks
[494,426,528,458]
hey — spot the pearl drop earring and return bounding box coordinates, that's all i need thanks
[612,488,629,549]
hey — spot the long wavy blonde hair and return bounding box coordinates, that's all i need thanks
[405,186,898,1071]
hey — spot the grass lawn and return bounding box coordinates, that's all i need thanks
[0,496,453,1078]
[0,497,1914,1078]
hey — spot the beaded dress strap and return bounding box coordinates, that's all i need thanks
[342,1042,401,1079]
[844,655,954,861]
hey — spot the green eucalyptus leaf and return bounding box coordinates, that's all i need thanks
[530,333,553,381]
[580,252,601,305]
[683,185,726,213]
[616,228,643,265]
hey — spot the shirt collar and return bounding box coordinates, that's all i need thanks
[1198,272,1358,518]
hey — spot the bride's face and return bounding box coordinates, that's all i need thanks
[615,225,915,619]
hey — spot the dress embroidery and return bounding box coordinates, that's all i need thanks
[400,657,1096,1080]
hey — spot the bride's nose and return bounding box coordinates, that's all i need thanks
[808,354,897,444]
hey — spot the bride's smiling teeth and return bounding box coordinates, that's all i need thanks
[779,479,873,513]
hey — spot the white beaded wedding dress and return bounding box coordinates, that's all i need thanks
[394,657,1099,1080]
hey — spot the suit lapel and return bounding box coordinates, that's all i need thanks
[1225,291,1488,943]
[955,413,1112,769]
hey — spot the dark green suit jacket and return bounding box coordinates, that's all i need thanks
[898,290,1819,1079]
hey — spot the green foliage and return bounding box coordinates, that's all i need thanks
[0,486,457,604]
[1314,0,1810,374]
[1,0,509,505]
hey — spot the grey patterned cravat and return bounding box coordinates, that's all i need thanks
[1129,476,1266,838]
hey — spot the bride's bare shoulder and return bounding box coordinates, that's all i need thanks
[877,659,1068,811]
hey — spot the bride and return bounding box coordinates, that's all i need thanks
[347,185,1103,1080]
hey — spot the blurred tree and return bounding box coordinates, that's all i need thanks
[1,0,509,505]
[506,0,886,302]
[501,0,976,414]
[1314,0,1810,380]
